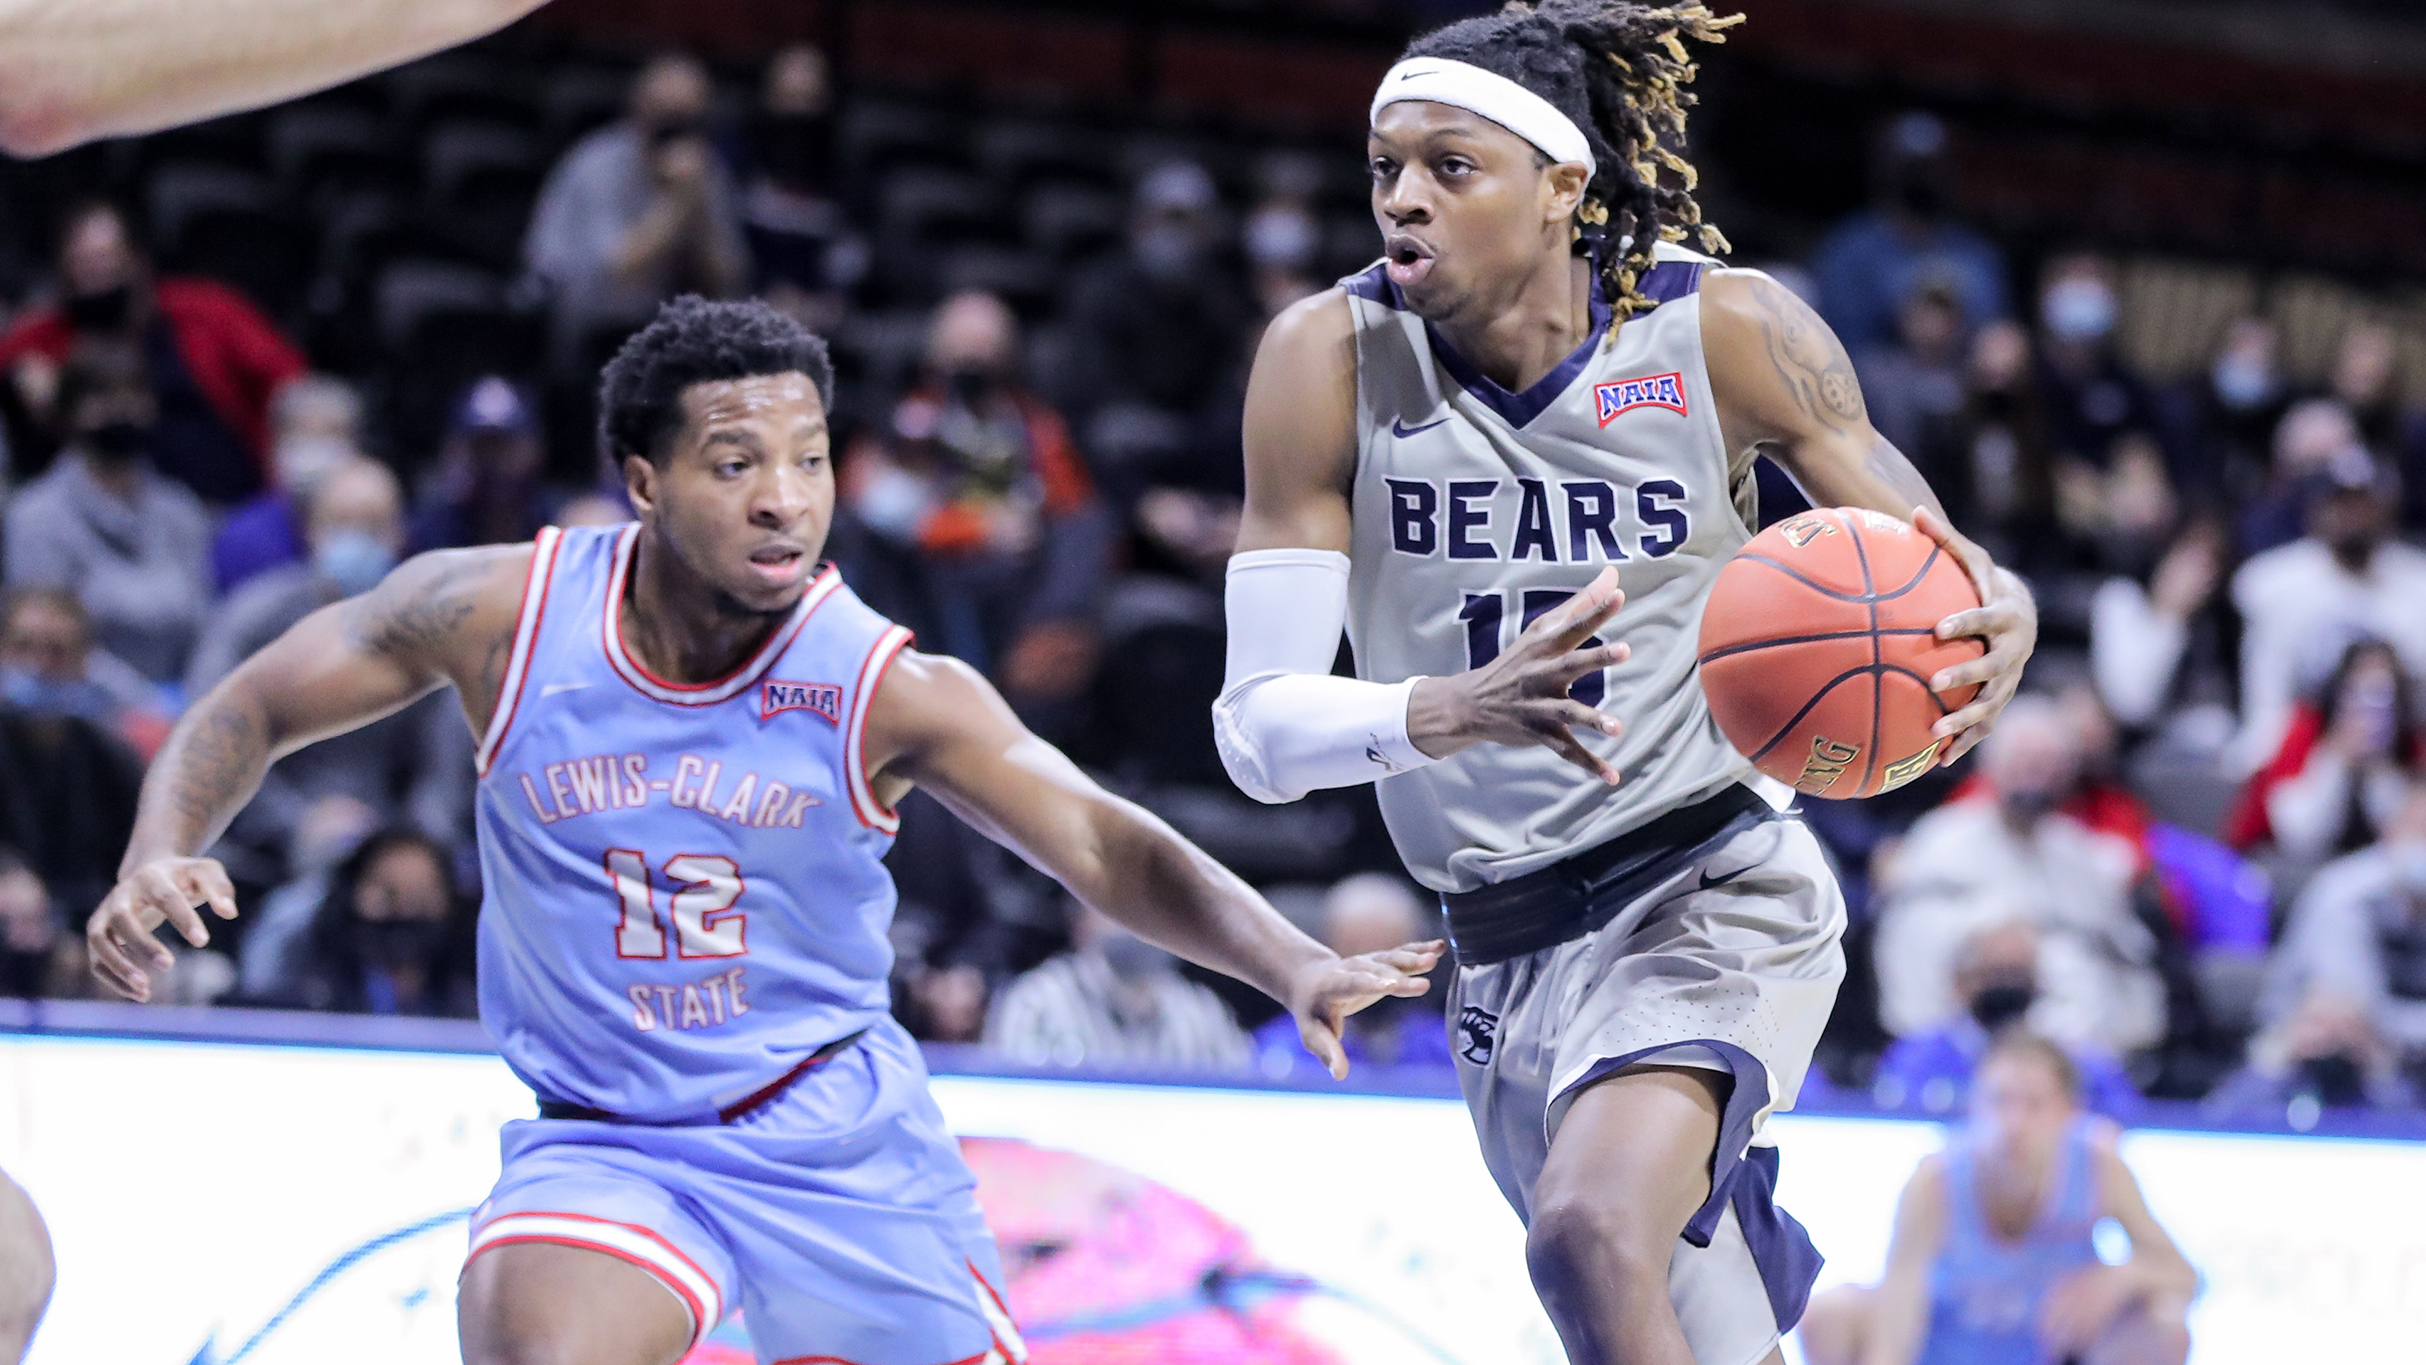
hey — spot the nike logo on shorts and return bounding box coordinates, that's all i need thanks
[1391,416,1449,438]
[1697,866,1749,891]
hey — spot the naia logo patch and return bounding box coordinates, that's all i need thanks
[1593,371,1687,426]
[761,679,843,724]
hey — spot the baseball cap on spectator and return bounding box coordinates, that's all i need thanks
[451,377,538,438]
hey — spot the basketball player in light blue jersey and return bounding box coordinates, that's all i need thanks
[1216,4,2038,1362]
[1798,1032,2195,1365]
[86,297,1442,1365]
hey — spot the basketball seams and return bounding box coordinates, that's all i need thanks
[1845,518,1885,796]
[1732,553,1869,602]
[1697,626,1936,665]
[1746,665,1868,763]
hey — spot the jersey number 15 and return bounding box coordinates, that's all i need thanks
[606,849,747,959]
[1459,587,1608,706]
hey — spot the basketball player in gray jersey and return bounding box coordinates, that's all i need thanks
[1215,5,2036,1363]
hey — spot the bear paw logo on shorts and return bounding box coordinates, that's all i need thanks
[1456,1005,1499,1066]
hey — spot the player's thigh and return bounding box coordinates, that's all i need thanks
[459,1240,694,1365]
[0,1167,53,1361]
[1531,1063,1727,1255]
[2082,1299,2190,1365]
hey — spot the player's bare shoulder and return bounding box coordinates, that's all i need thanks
[339,541,537,728]
[1697,267,1868,446]
[1241,284,1361,547]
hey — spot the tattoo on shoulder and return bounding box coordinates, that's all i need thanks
[339,550,521,690]
[1742,276,1867,431]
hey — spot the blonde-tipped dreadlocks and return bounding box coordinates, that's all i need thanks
[1403,1,1741,320]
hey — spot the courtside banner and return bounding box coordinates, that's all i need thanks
[3,1010,2424,1364]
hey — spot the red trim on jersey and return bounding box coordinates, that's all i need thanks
[474,527,565,777]
[599,523,838,705]
[843,625,915,832]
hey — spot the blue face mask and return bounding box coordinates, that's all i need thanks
[2212,354,2279,411]
[315,529,396,599]
[2041,279,2115,342]
[0,668,110,721]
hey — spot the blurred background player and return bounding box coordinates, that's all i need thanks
[1798,1030,2196,1365]
[84,296,1438,1365]
[1217,4,2034,1361]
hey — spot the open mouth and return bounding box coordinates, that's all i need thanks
[747,544,808,586]
[1383,232,1437,288]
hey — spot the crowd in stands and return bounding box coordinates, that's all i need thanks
[2,43,2424,1130]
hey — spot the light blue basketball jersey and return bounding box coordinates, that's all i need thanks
[471,523,914,1122]
[1919,1119,2103,1365]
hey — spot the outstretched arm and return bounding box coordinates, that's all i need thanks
[89,545,528,1000]
[0,0,547,157]
[1217,287,1627,804]
[1701,270,2037,765]
[867,648,1442,1078]
[2037,1137,2198,1356]
[1862,1156,1950,1365]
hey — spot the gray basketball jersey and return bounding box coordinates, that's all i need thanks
[1342,243,1759,893]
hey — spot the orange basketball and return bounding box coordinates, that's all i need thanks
[1695,508,1983,800]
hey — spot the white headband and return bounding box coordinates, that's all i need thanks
[1371,57,1596,177]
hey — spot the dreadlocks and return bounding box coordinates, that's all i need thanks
[1402,1,1741,320]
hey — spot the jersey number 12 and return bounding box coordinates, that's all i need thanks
[606,849,747,959]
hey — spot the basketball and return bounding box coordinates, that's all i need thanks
[1695,508,1983,800]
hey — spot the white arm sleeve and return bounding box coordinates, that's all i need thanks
[1211,548,1439,804]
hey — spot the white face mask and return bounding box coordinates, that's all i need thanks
[276,435,356,495]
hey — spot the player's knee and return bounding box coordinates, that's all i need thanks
[0,1173,54,1346]
[1524,1189,1672,1293]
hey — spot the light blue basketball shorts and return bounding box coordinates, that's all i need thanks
[466,1018,1026,1364]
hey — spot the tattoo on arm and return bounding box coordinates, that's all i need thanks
[340,559,479,666]
[1746,277,1867,432]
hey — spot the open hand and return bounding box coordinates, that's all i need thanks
[1914,506,2037,767]
[1288,939,1445,1080]
[87,856,238,1002]
[2038,1263,2141,1355]
[1408,566,1631,784]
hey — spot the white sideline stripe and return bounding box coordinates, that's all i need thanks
[469,1212,722,1341]
[474,525,563,775]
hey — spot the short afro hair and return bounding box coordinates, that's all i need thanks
[597,295,835,465]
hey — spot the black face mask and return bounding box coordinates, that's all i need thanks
[944,367,995,409]
[2294,1052,2369,1109]
[2001,787,2058,825]
[353,918,447,968]
[1970,981,2037,1031]
[64,284,133,332]
[81,420,152,458]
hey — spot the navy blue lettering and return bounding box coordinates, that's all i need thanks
[1387,478,1438,556]
[1510,478,1558,562]
[1447,480,1498,561]
[1459,593,1505,671]
[1562,481,1625,562]
[1520,590,1606,707]
[1637,479,1689,557]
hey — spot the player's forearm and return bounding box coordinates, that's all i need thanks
[0,0,547,157]
[119,680,278,873]
[2121,1250,2199,1307]
[1772,431,1948,526]
[1081,802,1334,1008]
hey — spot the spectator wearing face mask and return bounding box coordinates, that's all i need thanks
[1871,920,2144,1121]
[407,377,562,551]
[1811,111,2011,355]
[1066,162,1254,492]
[189,458,470,891]
[2236,399,2372,560]
[0,614,143,922]
[984,902,1250,1071]
[2206,989,2419,1123]
[2162,316,2287,511]
[1875,696,2168,1059]
[0,200,304,502]
[3,341,212,682]
[251,828,475,1017]
[0,848,80,1001]
[2032,255,2159,484]
[2249,778,2426,1076]
[2226,639,2425,867]
[735,44,855,335]
[1250,873,1448,1080]
[523,52,749,368]
[2326,322,2426,532]
[834,291,1112,732]
[0,588,170,759]
[2230,447,2426,770]
[209,373,368,594]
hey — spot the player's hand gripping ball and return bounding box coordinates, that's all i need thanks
[1695,508,1983,799]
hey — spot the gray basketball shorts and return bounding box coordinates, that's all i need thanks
[1445,814,1847,1365]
